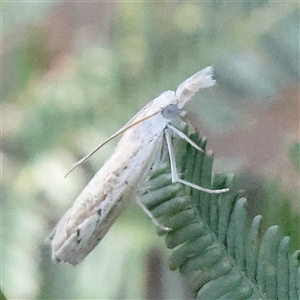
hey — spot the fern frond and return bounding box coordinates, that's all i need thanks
[142,131,300,299]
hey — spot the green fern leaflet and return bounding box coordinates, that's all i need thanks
[141,131,300,299]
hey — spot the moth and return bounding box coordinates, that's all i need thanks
[50,67,229,265]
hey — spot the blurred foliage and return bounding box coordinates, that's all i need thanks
[262,179,300,250]
[289,142,300,175]
[2,1,299,299]
[0,288,7,300]
[260,8,299,80]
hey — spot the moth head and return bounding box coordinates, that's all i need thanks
[161,104,179,121]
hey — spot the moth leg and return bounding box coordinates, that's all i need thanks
[136,197,172,232]
[167,123,205,153]
[164,128,229,194]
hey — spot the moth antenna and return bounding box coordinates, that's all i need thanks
[65,111,160,177]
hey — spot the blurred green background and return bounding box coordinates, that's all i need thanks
[2,2,299,299]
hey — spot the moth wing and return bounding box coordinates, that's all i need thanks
[175,66,215,109]
[120,66,215,131]
[121,98,159,129]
